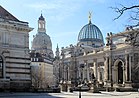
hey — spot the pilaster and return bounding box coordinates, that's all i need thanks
[93,59,97,80]
[104,56,108,81]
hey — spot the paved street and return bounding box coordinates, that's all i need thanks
[0,91,139,98]
[0,93,59,98]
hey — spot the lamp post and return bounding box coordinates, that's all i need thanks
[78,84,82,98]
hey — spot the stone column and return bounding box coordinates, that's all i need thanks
[109,55,112,82]
[125,54,128,81]
[104,57,108,81]
[123,63,126,84]
[82,65,85,80]
[87,64,90,82]
[97,65,100,82]
[129,54,132,81]
[124,53,132,88]
[84,60,88,82]
[94,59,97,80]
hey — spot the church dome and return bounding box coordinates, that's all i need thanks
[31,14,54,59]
[32,32,52,50]
[77,13,104,48]
[78,22,104,43]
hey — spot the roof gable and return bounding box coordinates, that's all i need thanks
[0,5,19,22]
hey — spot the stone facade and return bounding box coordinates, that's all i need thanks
[0,6,33,91]
[58,25,139,91]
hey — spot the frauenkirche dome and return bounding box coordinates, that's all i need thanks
[31,14,54,59]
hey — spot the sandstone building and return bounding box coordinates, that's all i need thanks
[58,13,139,91]
[0,6,33,91]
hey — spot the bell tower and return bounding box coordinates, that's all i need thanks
[38,13,46,33]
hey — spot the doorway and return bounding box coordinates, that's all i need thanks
[118,61,123,84]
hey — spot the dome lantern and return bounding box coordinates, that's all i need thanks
[38,13,46,33]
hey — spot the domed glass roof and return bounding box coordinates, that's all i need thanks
[78,22,104,43]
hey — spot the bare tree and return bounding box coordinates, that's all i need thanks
[31,66,41,89]
[111,2,139,47]
[31,66,49,90]
[31,64,54,91]
[111,2,139,84]
[111,3,139,27]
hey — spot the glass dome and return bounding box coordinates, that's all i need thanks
[78,22,104,43]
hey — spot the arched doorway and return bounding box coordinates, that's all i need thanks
[118,61,123,84]
[0,56,3,78]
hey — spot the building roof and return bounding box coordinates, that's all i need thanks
[78,21,104,43]
[39,14,45,21]
[0,5,20,22]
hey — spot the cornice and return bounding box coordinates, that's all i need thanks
[0,19,33,32]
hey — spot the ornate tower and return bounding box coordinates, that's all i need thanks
[55,44,60,59]
[31,14,54,62]
[38,14,46,33]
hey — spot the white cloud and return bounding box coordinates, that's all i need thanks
[26,0,107,22]
[26,0,82,21]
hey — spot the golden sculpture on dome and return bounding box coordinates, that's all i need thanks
[89,11,92,23]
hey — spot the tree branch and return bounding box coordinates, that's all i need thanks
[112,5,139,20]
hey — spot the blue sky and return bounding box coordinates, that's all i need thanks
[0,0,138,54]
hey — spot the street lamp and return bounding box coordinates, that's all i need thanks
[78,84,82,98]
